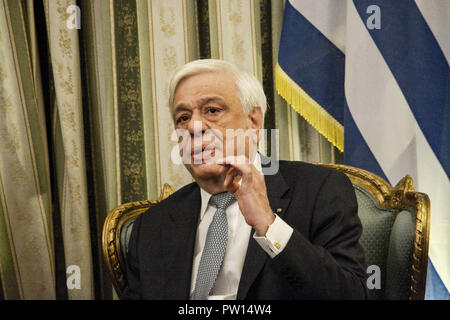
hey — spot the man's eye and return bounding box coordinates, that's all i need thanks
[177,115,189,123]
[207,108,219,114]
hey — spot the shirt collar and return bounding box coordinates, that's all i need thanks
[199,153,263,221]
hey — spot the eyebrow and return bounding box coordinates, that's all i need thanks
[173,95,226,115]
[173,104,191,115]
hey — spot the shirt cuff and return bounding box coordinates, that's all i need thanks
[253,214,293,258]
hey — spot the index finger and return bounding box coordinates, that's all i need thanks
[216,156,253,175]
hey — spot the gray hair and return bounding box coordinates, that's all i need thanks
[168,59,267,117]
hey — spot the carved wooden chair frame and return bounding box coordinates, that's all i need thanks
[102,165,430,299]
[318,164,430,299]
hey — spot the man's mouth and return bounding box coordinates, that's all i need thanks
[192,145,216,162]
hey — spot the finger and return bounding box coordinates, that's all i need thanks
[223,167,240,188]
[218,164,231,176]
[224,168,241,194]
[227,180,240,195]
[217,155,247,164]
[217,156,252,175]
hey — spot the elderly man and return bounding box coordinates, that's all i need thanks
[123,59,368,300]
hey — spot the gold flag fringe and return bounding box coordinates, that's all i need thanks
[275,63,344,152]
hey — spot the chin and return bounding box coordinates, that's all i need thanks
[185,162,225,181]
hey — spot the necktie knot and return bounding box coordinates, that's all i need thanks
[210,192,236,210]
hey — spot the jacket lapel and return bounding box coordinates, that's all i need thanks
[237,159,291,299]
[161,184,200,299]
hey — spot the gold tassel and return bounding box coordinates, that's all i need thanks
[275,63,344,152]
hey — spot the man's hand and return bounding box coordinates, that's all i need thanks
[218,156,275,236]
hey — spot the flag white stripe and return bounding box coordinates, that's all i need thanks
[415,0,450,65]
[345,2,418,182]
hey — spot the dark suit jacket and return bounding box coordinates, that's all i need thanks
[123,160,369,299]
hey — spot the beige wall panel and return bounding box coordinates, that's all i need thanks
[214,0,267,153]
[147,0,194,191]
[215,0,260,77]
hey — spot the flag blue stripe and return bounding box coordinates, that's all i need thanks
[425,260,450,300]
[344,101,389,182]
[353,0,450,179]
[278,1,345,125]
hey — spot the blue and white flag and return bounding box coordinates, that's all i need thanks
[276,0,449,299]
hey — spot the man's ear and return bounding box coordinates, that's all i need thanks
[246,107,264,145]
[247,106,263,130]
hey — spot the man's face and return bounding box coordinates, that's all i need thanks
[171,71,261,181]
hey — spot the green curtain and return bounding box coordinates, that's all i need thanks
[0,0,339,300]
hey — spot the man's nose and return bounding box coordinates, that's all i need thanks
[187,114,208,137]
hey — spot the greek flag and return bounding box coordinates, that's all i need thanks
[276,0,449,299]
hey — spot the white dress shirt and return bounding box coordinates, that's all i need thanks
[189,154,294,300]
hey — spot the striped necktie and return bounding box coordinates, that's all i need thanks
[193,192,236,300]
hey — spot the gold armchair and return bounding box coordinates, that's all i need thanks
[318,164,430,299]
[102,165,430,299]
[102,183,176,297]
